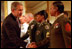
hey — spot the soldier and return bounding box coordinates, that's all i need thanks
[22,10,51,48]
[50,1,71,48]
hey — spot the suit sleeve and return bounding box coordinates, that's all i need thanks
[4,22,27,48]
[61,21,71,48]
[21,22,33,40]
[21,31,29,40]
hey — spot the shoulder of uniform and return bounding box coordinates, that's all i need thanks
[28,20,37,29]
[59,15,70,24]
[43,21,50,26]
[29,20,35,25]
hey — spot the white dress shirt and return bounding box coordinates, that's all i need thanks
[20,22,30,48]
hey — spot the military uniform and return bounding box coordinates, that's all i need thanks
[21,20,51,48]
[29,20,51,48]
[50,13,71,48]
[21,20,38,42]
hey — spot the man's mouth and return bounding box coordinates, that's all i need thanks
[19,14,22,16]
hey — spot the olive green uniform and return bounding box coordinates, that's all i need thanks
[22,20,51,48]
[50,14,71,48]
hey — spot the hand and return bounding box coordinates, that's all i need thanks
[27,42,37,48]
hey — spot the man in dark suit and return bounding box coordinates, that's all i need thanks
[1,2,27,48]
[50,1,71,48]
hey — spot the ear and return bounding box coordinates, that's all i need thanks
[55,7,58,11]
[42,15,44,19]
[11,9,15,12]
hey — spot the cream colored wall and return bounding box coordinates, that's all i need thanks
[26,8,33,14]
[26,1,47,15]
[32,2,47,14]
[1,1,4,21]
[7,1,15,15]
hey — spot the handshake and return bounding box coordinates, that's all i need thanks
[27,42,37,48]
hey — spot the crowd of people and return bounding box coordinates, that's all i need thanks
[1,1,71,48]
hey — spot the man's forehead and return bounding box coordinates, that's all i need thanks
[51,4,54,8]
[51,4,58,9]
[16,5,23,8]
[36,15,41,16]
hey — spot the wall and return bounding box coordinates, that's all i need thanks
[1,1,4,21]
[32,1,47,14]
[26,1,47,15]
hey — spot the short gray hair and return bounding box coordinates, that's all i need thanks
[11,2,23,10]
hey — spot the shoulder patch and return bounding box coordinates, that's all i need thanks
[54,23,59,29]
[65,23,71,32]
[45,25,49,30]
[31,24,34,29]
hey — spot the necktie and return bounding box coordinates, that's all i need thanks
[17,18,21,28]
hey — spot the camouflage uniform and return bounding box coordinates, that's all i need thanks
[21,20,51,48]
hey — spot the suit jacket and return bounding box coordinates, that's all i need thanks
[1,13,27,48]
[50,15,71,48]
